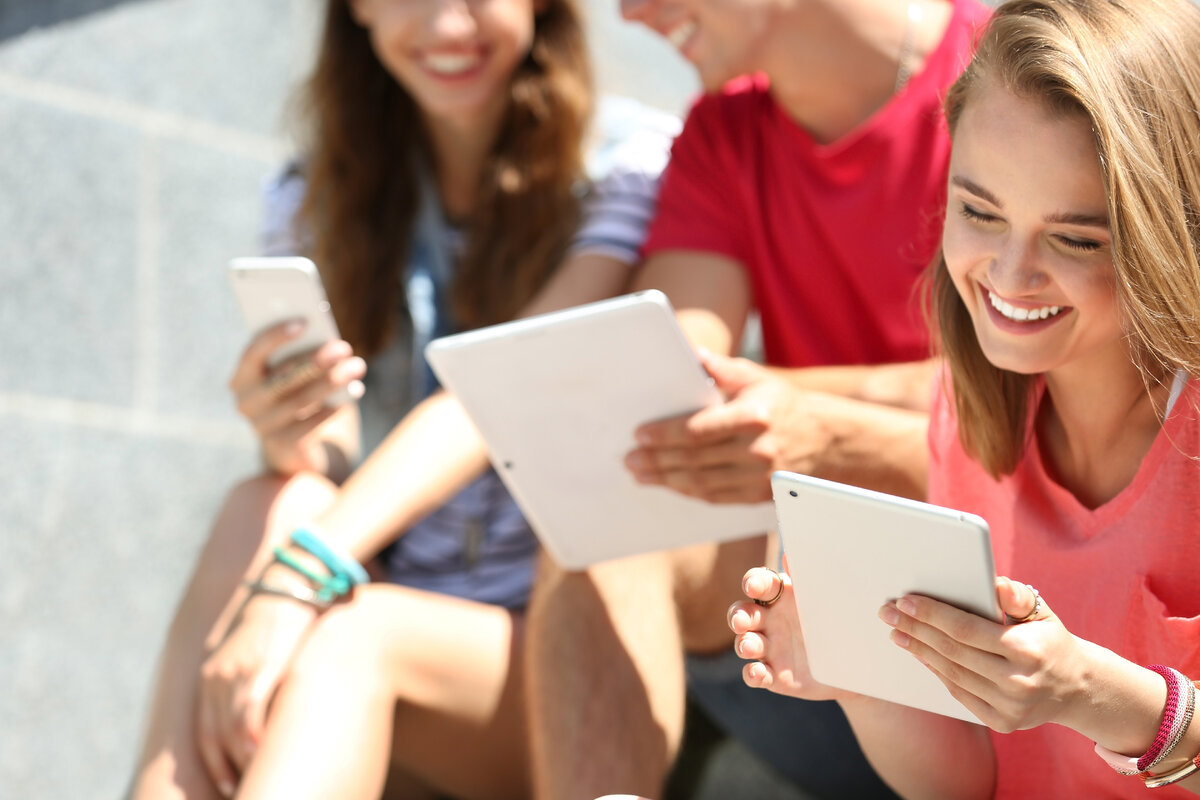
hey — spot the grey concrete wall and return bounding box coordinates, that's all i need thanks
[0,0,693,797]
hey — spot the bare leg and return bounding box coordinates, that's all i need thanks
[128,472,338,800]
[237,585,529,800]
[525,535,767,800]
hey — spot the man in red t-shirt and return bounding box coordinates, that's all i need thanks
[526,1,992,797]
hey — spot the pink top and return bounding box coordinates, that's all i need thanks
[928,375,1200,798]
[642,0,991,368]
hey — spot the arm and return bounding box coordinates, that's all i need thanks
[886,577,1200,793]
[626,251,931,501]
[730,565,996,799]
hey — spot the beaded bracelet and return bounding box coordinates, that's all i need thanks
[290,526,370,587]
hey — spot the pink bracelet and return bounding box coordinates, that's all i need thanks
[1095,666,1194,776]
[1141,667,1193,772]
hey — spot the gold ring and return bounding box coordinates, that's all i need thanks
[1006,584,1042,624]
[754,569,785,607]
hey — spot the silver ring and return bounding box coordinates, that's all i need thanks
[1007,584,1041,624]
[754,569,785,607]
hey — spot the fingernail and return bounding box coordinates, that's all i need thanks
[218,780,236,797]
[878,605,899,626]
[891,630,912,648]
[897,597,916,615]
[635,429,652,445]
[347,379,365,399]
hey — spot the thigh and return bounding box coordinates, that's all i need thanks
[672,534,769,654]
[287,585,530,800]
[129,472,338,800]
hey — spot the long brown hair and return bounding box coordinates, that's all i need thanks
[930,0,1200,477]
[294,0,592,358]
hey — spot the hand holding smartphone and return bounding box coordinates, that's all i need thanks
[228,256,359,408]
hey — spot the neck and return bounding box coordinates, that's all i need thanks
[1038,354,1170,509]
[765,0,953,144]
[421,98,508,222]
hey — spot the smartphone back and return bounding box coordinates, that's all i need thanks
[228,256,352,406]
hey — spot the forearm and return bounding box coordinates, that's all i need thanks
[1059,639,1200,792]
[260,405,361,482]
[841,696,995,799]
[803,392,929,500]
[310,392,491,561]
[772,358,939,413]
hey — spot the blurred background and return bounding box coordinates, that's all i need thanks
[0,0,694,796]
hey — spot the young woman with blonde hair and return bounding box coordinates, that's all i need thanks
[731,0,1200,796]
[127,0,675,797]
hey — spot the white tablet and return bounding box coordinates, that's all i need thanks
[771,470,1001,723]
[425,290,776,569]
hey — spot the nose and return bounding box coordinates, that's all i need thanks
[430,0,476,37]
[989,237,1049,296]
[620,0,655,23]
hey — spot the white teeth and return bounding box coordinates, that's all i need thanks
[423,53,480,75]
[666,20,696,50]
[988,290,1062,322]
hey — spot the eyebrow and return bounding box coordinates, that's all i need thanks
[950,175,1109,228]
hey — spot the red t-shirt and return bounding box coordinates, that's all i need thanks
[643,0,990,368]
[928,376,1200,798]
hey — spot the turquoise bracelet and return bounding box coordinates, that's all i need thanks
[271,546,351,602]
[290,526,370,587]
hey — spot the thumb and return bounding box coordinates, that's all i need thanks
[997,576,1046,623]
[699,348,762,396]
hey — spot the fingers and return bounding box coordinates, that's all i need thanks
[634,400,767,449]
[626,456,772,503]
[234,340,365,436]
[229,319,306,391]
[196,673,240,798]
[742,658,778,690]
[699,350,767,395]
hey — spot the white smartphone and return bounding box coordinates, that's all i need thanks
[228,256,354,407]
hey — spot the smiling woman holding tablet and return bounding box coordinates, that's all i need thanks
[730,0,1200,797]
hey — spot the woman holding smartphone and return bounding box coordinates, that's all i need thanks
[127,0,675,797]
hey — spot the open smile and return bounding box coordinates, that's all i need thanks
[987,289,1064,322]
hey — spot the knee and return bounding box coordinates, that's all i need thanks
[289,598,389,687]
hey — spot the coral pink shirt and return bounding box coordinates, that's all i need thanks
[928,376,1200,798]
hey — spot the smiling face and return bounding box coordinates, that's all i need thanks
[348,0,536,129]
[941,80,1126,379]
[618,0,774,91]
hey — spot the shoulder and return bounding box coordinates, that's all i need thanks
[260,159,310,257]
[585,95,681,183]
[669,74,772,158]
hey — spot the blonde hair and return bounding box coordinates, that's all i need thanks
[932,0,1200,477]
[294,0,591,357]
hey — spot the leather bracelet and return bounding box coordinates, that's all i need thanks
[243,579,332,611]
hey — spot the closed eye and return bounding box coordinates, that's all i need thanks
[959,202,999,224]
[1055,234,1103,253]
